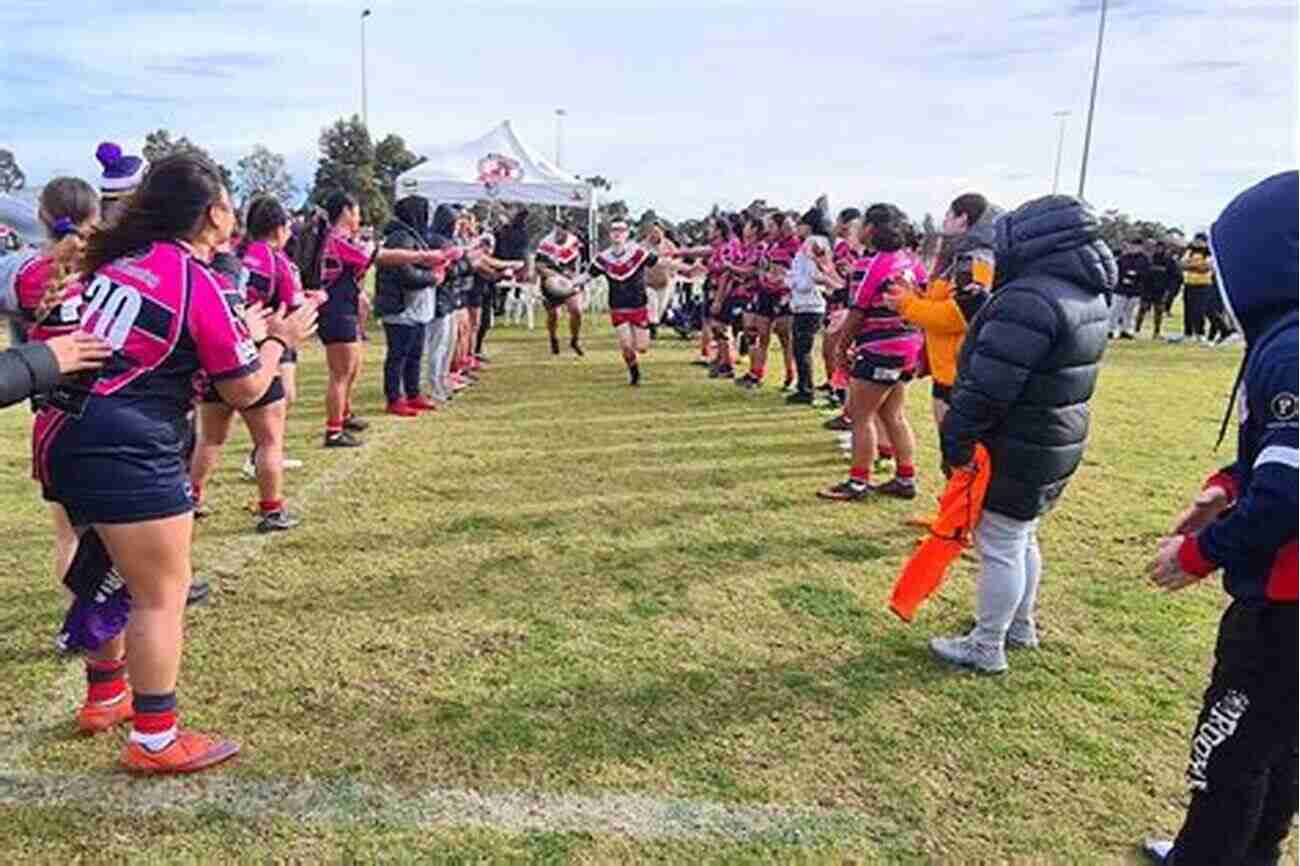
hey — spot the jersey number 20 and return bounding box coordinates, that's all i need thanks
[80,275,142,350]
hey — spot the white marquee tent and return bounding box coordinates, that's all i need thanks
[396,121,596,240]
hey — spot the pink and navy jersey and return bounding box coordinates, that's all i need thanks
[765,234,801,269]
[727,240,764,299]
[589,243,658,310]
[319,230,373,318]
[33,242,260,485]
[851,250,928,359]
[242,241,304,312]
[537,234,582,277]
[15,255,83,342]
[706,239,729,277]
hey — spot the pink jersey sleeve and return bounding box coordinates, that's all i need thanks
[15,255,55,316]
[332,233,374,272]
[275,251,305,310]
[187,263,261,381]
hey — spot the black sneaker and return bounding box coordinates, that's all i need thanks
[550,335,560,355]
[823,414,853,432]
[187,578,212,607]
[194,501,214,519]
[785,391,814,405]
[570,338,584,357]
[717,365,735,379]
[343,415,369,432]
[815,383,833,394]
[873,477,917,500]
[735,373,756,388]
[324,430,363,448]
[817,479,870,501]
[782,376,795,392]
[691,358,712,367]
[256,510,302,534]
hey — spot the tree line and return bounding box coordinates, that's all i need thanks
[1,126,1188,249]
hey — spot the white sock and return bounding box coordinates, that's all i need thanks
[130,726,177,752]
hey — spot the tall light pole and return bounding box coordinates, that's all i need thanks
[360,8,372,130]
[1051,110,1071,195]
[554,108,567,167]
[1078,0,1107,199]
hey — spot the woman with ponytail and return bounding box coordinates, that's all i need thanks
[188,195,311,533]
[33,153,318,773]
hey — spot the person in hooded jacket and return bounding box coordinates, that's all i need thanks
[423,204,470,405]
[376,195,454,417]
[929,194,1114,673]
[1142,171,1297,866]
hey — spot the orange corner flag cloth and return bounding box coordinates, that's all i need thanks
[889,443,991,622]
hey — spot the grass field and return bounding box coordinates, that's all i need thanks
[0,318,1290,865]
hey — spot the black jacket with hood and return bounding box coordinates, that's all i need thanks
[375,196,437,318]
[427,204,470,318]
[941,195,1116,521]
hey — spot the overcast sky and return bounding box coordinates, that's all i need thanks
[2,0,1295,230]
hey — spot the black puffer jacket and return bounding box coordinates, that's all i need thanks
[941,195,1116,521]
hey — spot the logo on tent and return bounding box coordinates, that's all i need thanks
[477,153,523,188]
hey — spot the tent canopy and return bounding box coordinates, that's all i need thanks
[396,121,592,208]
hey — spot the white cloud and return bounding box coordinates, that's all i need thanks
[1,0,1294,230]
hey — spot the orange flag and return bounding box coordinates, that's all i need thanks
[889,443,992,622]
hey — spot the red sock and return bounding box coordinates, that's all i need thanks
[132,692,178,742]
[259,499,283,515]
[750,366,765,380]
[326,416,343,434]
[878,444,895,459]
[86,657,127,704]
[191,485,203,506]
[849,465,870,484]
[897,462,916,480]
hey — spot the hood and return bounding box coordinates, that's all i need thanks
[392,196,429,236]
[430,204,458,241]
[993,194,1116,296]
[1209,170,1298,346]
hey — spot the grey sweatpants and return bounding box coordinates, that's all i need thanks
[424,314,455,401]
[971,510,1042,647]
[1108,295,1139,334]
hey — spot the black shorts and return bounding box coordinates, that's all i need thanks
[280,347,298,364]
[851,348,914,385]
[542,289,576,310]
[750,293,792,319]
[463,288,484,309]
[201,376,285,409]
[714,296,749,326]
[932,382,952,403]
[319,314,360,345]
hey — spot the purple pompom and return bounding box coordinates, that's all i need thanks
[95,141,123,169]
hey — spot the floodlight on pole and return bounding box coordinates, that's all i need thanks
[555,108,567,168]
[1052,110,1071,195]
[1078,0,1107,199]
[361,9,372,131]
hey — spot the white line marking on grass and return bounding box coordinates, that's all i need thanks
[0,422,409,774]
[0,775,861,841]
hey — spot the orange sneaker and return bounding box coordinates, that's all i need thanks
[76,689,134,734]
[121,730,241,775]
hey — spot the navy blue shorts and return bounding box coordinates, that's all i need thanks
[851,348,914,385]
[750,293,792,320]
[280,347,298,364]
[715,296,749,327]
[319,314,360,345]
[41,407,194,526]
[200,376,285,409]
